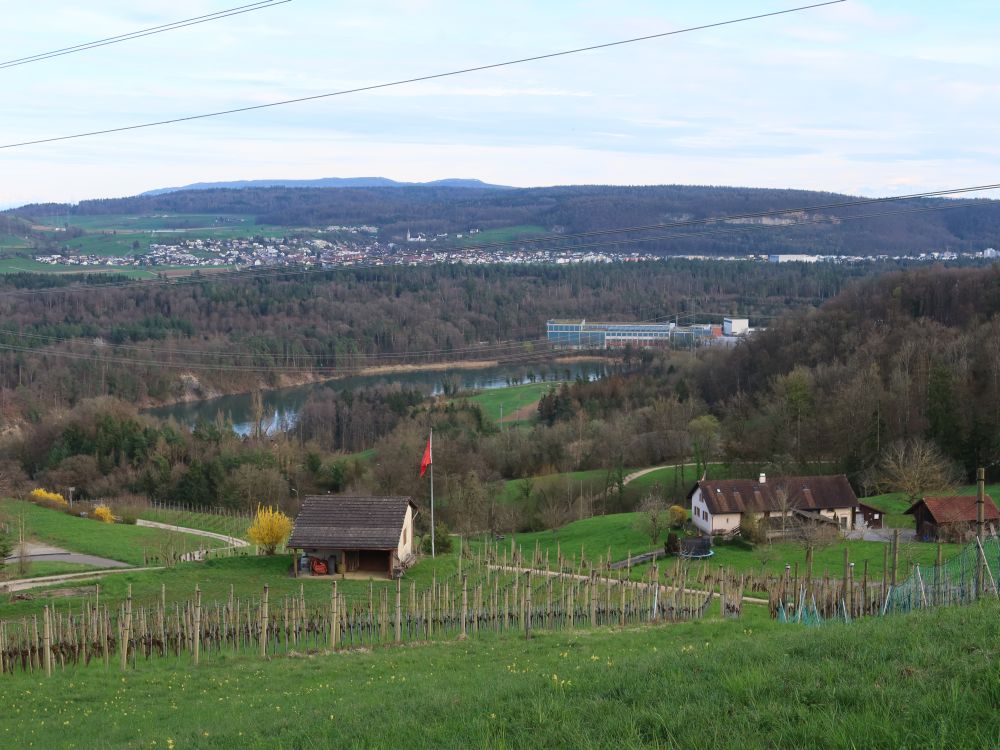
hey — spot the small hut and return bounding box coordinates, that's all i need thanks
[905,495,998,541]
[288,495,418,578]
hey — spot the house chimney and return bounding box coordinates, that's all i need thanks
[758,473,766,484]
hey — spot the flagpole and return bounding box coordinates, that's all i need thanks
[429,428,435,558]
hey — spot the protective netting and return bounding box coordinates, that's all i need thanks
[777,537,999,626]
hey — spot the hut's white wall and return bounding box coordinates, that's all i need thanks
[397,505,415,558]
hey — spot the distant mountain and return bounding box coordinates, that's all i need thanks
[141,177,511,195]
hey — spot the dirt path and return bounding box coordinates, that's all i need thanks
[1,567,164,594]
[623,465,673,486]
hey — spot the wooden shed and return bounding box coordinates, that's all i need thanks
[288,495,418,578]
[905,495,998,541]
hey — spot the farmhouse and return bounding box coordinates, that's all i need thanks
[288,495,418,579]
[904,495,999,541]
[688,474,860,537]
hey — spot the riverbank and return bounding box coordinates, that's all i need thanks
[147,356,618,434]
[149,355,618,410]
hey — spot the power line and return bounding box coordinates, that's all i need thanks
[0,182,993,303]
[0,1,844,149]
[0,1,291,71]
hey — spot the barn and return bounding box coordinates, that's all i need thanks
[905,495,999,541]
[288,495,418,579]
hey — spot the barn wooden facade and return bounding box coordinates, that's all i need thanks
[288,495,418,579]
[905,495,998,541]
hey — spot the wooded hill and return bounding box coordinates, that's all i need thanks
[10,184,1000,256]
[696,264,1000,480]
[0,261,884,416]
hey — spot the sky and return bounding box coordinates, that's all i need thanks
[2,0,999,207]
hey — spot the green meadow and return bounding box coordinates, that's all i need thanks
[0,599,995,749]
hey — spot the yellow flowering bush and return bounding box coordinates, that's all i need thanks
[247,504,293,555]
[29,488,67,507]
[93,504,115,524]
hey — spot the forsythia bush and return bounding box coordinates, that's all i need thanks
[247,505,293,555]
[93,504,115,524]
[29,488,67,506]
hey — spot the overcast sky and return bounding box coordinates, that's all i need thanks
[2,1,999,207]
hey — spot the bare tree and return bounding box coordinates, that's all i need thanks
[875,438,961,504]
[633,495,669,547]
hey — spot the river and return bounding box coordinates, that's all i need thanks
[146,360,612,435]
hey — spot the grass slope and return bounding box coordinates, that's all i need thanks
[1,500,210,567]
[0,602,996,749]
[498,467,637,505]
[464,381,559,425]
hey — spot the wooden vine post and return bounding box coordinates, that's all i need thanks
[330,581,339,649]
[459,576,468,640]
[193,585,202,666]
[260,584,269,659]
[121,585,133,672]
[42,605,53,678]
[395,577,402,644]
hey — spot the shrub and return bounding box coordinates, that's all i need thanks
[420,522,453,555]
[93,504,115,524]
[247,504,293,555]
[667,505,687,529]
[28,488,67,509]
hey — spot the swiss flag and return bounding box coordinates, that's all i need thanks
[419,435,432,477]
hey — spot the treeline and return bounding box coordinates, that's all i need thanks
[695,264,1000,481]
[0,262,881,418]
[11,184,1000,254]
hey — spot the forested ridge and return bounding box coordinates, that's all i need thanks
[10,184,1000,256]
[0,261,880,416]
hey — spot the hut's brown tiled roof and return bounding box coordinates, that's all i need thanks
[288,496,416,550]
[905,495,998,524]
[693,475,858,515]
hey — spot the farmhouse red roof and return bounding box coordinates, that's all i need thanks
[905,495,998,524]
[288,495,416,550]
[693,475,858,515]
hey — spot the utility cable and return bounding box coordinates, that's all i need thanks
[0,1,843,149]
[1,2,291,71]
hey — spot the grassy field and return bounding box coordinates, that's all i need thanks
[455,224,548,246]
[463,381,559,425]
[0,599,995,748]
[40,214,256,232]
[500,512,651,564]
[0,500,211,567]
